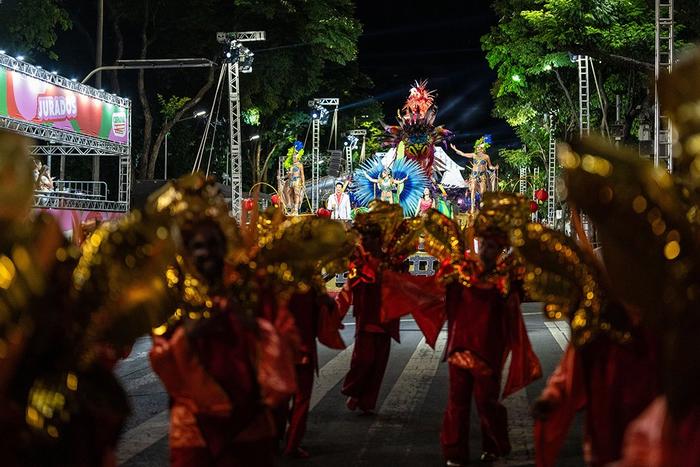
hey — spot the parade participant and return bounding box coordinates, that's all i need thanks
[279,282,346,458]
[337,202,420,414]
[284,141,305,215]
[451,136,498,213]
[438,199,540,465]
[147,176,290,467]
[415,186,435,216]
[0,132,177,467]
[327,181,352,220]
[364,166,406,204]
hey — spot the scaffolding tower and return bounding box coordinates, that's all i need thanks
[547,113,557,226]
[519,166,527,195]
[531,167,540,222]
[345,129,367,175]
[655,0,674,172]
[216,31,265,220]
[308,98,339,211]
[578,55,591,137]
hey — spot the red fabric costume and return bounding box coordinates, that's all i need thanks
[381,261,541,464]
[337,254,400,412]
[278,289,345,455]
[535,330,659,467]
[441,281,540,462]
[150,297,295,467]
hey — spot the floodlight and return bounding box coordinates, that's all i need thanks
[16,55,24,60]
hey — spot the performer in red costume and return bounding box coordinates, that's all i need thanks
[339,221,401,414]
[147,177,300,467]
[278,286,345,458]
[532,310,659,467]
[440,233,541,465]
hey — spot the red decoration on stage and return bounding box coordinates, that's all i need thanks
[316,208,332,218]
[534,189,548,202]
[529,200,539,213]
[243,198,255,211]
[270,194,280,206]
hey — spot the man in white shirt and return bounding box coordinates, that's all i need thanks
[327,182,351,220]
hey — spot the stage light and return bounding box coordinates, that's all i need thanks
[512,74,521,82]
[194,110,207,117]
[51,70,58,75]
[37,65,42,69]
[16,55,25,60]
[543,64,552,71]
[0,50,5,54]
[71,78,77,82]
[250,134,260,140]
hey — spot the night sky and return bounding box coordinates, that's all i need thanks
[355,0,517,150]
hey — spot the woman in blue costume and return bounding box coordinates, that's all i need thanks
[364,167,407,204]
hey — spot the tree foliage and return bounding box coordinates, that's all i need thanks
[0,0,71,59]
[481,0,700,177]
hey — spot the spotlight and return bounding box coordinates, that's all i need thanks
[71,78,77,82]
[0,50,5,54]
[51,70,58,75]
[16,55,25,60]
[250,134,260,141]
[194,110,207,117]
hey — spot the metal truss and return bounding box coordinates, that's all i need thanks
[1,116,129,155]
[228,62,243,220]
[218,31,265,220]
[309,98,340,211]
[655,0,674,172]
[547,113,557,226]
[311,117,321,211]
[217,31,266,43]
[531,167,540,222]
[345,129,366,174]
[519,166,527,195]
[578,56,591,137]
[29,145,115,157]
[0,52,129,107]
[33,194,127,212]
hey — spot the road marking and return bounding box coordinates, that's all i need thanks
[116,411,169,465]
[117,342,355,465]
[310,344,354,410]
[357,332,448,460]
[499,354,535,466]
[544,321,569,351]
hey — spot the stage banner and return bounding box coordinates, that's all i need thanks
[0,66,129,146]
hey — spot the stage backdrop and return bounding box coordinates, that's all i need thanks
[0,66,129,146]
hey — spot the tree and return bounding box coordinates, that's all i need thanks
[99,0,364,180]
[480,0,700,169]
[0,0,71,59]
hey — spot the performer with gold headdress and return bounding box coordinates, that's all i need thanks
[147,176,291,467]
[380,193,541,465]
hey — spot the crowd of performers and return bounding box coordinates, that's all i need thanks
[4,55,700,467]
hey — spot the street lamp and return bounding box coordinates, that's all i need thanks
[164,111,208,179]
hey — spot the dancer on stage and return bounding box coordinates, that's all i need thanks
[451,136,498,213]
[416,186,436,216]
[364,167,406,204]
[327,181,352,220]
[282,141,305,215]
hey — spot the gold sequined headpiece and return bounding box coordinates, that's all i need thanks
[474,192,530,244]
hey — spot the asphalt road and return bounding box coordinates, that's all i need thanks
[116,302,584,467]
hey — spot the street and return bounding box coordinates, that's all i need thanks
[116,303,584,467]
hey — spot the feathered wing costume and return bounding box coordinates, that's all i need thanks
[382,80,453,178]
[352,156,429,217]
